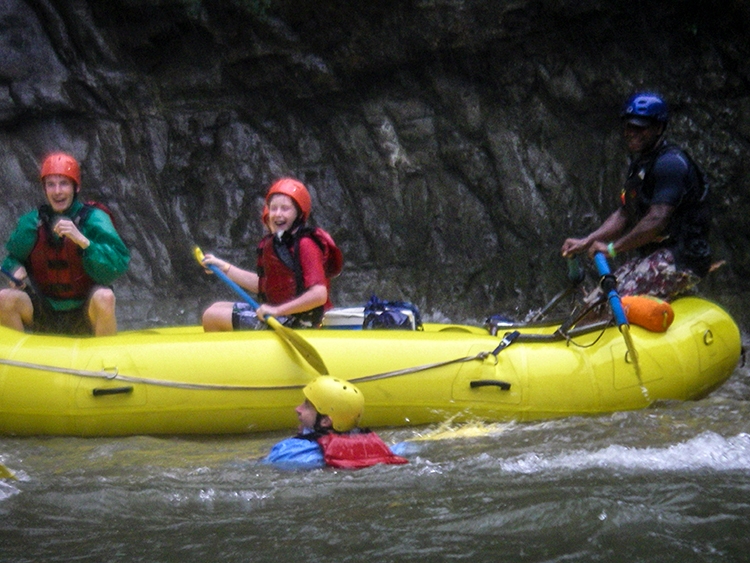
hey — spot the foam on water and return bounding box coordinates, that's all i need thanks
[0,480,19,501]
[497,431,750,474]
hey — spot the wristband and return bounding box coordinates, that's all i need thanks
[223,263,231,273]
[607,242,617,259]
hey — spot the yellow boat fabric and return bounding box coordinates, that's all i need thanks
[0,297,740,437]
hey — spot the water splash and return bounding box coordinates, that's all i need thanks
[498,431,750,473]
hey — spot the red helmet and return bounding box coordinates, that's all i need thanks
[40,152,81,186]
[264,178,312,223]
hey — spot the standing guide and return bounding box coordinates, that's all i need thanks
[263,376,408,470]
[200,178,342,331]
[0,152,130,336]
[561,92,711,301]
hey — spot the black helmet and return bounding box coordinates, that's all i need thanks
[621,92,669,126]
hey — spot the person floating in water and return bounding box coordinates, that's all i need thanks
[263,376,408,470]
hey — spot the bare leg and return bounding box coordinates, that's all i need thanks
[202,301,235,332]
[0,288,33,332]
[88,286,117,336]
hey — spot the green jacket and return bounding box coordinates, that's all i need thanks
[2,199,131,311]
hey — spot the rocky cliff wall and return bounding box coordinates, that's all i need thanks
[1,0,749,328]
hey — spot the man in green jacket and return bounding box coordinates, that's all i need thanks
[0,152,130,336]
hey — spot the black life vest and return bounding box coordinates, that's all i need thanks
[620,142,711,276]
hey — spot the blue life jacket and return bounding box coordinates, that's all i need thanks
[262,436,325,470]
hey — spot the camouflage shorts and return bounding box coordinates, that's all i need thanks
[587,248,701,303]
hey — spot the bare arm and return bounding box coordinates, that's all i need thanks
[256,284,328,320]
[201,254,260,294]
[561,208,629,257]
[588,203,673,257]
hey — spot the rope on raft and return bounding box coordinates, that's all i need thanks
[0,331,521,391]
[350,331,520,383]
[0,357,304,391]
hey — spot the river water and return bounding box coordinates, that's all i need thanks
[2,341,750,562]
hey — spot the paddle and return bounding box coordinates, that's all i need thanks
[193,247,329,376]
[1,266,43,302]
[1,266,25,288]
[593,252,641,377]
[0,462,16,480]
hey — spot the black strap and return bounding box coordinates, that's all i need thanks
[271,233,297,271]
[38,205,62,249]
[272,228,328,297]
[491,330,520,357]
[272,232,305,297]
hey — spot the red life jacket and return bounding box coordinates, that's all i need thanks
[27,203,110,301]
[316,431,408,469]
[256,226,343,316]
[257,239,297,305]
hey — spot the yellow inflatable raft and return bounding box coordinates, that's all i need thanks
[0,296,741,436]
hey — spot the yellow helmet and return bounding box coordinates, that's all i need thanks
[303,376,364,432]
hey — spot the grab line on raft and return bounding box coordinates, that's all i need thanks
[350,330,521,383]
[0,357,305,392]
[0,332,520,391]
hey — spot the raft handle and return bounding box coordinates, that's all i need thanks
[470,379,511,391]
[703,329,714,346]
[92,386,134,397]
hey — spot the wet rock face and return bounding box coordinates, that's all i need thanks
[1,0,749,328]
